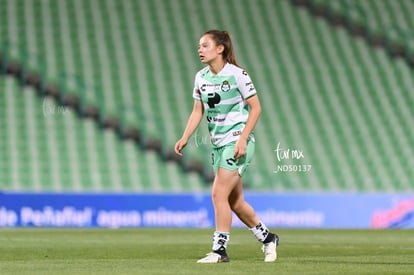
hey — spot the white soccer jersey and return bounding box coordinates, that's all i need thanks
[193,63,257,148]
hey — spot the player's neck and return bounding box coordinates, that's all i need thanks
[209,59,226,75]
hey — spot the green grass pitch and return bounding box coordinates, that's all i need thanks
[0,229,413,274]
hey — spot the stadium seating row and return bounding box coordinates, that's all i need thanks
[303,0,414,62]
[0,76,207,192]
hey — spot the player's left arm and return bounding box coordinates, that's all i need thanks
[241,94,261,140]
[234,94,261,159]
[234,69,261,159]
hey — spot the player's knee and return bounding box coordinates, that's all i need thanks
[212,189,227,205]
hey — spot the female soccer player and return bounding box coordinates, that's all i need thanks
[174,30,279,263]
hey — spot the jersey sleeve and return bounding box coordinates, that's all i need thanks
[192,72,201,101]
[237,70,257,99]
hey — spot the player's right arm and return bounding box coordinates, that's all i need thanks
[174,99,204,156]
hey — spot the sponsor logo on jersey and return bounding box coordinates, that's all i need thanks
[245,81,255,93]
[232,130,241,136]
[211,137,220,143]
[201,83,221,92]
[206,116,225,123]
[207,109,220,115]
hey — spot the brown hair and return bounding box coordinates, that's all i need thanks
[203,30,239,67]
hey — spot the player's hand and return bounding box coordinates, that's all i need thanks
[174,138,188,156]
[234,137,247,159]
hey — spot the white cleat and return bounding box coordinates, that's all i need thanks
[196,252,230,263]
[262,234,279,262]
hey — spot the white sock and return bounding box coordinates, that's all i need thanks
[249,221,270,242]
[212,231,230,251]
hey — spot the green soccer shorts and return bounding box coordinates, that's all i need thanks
[211,140,255,176]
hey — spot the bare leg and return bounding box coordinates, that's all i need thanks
[228,176,260,228]
[228,175,279,262]
[211,168,240,232]
[212,167,261,230]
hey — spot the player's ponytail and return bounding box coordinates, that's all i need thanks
[203,30,239,67]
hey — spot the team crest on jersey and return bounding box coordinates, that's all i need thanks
[221,80,230,92]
